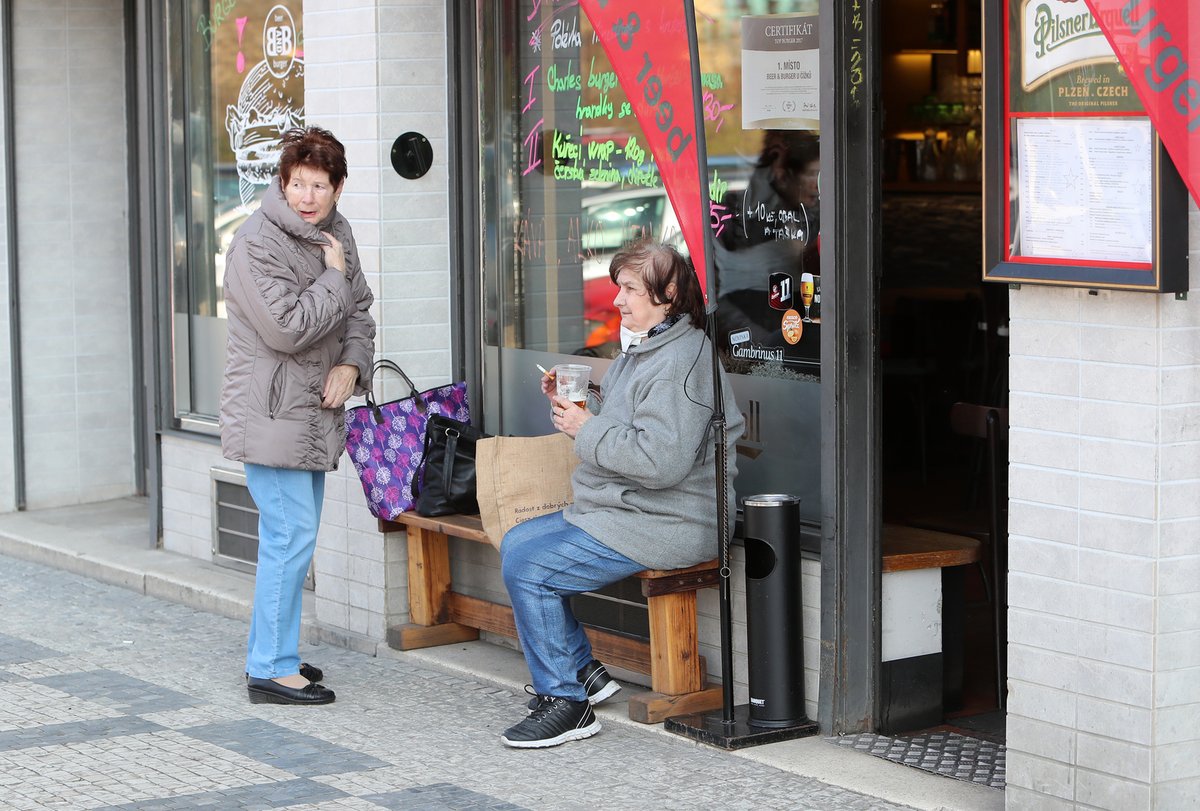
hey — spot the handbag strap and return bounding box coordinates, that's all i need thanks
[413,417,463,499]
[441,425,461,497]
[366,358,424,421]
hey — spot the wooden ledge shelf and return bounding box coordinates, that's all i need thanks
[883,523,981,572]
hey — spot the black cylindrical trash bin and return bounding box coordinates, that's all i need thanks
[743,494,806,728]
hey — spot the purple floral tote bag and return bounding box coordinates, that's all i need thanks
[345,359,470,520]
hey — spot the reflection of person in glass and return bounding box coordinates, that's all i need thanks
[220,127,376,706]
[498,241,744,748]
[715,131,820,366]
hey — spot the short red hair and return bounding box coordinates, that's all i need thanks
[278,127,348,187]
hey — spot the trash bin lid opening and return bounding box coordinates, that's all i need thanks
[742,494,801,508]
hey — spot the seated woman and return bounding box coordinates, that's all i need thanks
[499,240,744,748]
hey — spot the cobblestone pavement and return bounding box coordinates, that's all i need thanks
[0,554,915,810]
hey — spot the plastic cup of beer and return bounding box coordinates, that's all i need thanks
[555,363,592,408]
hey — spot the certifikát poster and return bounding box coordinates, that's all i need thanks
[741,15,819,130]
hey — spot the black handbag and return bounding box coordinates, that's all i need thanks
[414,414,489,516]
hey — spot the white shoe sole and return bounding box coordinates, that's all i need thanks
[501,719,601,748]
[587,679,621,705]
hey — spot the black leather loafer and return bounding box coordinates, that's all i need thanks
[247,677,335,705]
[243,662,324,683]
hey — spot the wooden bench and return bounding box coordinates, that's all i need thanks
[380,511,722,724]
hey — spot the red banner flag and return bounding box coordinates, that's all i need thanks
[577,0,711,302]
[1082,0,1200,206]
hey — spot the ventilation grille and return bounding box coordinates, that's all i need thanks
[211,468,258,574]
[210,467,313,590]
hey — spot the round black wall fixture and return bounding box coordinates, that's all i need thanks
[390,132,433,179]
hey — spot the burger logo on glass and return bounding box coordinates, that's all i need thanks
[225,5,305,209]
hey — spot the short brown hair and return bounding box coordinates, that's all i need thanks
[278,126,348,187]
[608,240,706,330]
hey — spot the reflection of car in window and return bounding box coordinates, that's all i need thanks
[579,177,751,354]
[580,185,725,353]
[580,189,678,352]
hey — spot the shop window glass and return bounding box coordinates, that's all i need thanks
[479,0,823,519]
[171,1,304,421]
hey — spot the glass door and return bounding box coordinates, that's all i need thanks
[478,0,825,527]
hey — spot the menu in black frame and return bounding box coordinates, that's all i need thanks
[983,0,1187,292]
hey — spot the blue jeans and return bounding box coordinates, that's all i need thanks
[500,511,644,701]
[243,463,325,679]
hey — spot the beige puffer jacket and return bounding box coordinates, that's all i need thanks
[219,178,376,471]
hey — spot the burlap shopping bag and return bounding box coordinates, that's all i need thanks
[475,433,579,548]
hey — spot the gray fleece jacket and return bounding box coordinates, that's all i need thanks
[564,316,744,570]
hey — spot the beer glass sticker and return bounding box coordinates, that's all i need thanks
[226,4,305,210]
[769,272,793,310]
[800,273,817,321]
[781,309,803,345]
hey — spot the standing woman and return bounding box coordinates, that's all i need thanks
[220,127,376,705]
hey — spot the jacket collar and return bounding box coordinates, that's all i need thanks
[259,176,339,245]
[624,314,698,355]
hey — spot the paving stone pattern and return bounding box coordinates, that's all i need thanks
[0,555,913,810]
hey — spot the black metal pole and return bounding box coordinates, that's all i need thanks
[683,0,735,726]
[1,0,26,511]
[707,316,734,726]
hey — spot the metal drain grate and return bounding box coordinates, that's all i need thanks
[830,730,1005,789]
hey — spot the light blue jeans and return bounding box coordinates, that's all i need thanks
[500,511,644,701]
[243,463,325,679]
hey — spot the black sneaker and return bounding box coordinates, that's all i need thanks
[525,660,621,710]
[502,695,601,748]
[577,660,620,705]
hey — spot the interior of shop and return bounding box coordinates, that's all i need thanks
[878,0,1008,742]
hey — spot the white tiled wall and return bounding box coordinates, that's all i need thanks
[301,0,452,643]
[1005,203,1200,810]
[9,0,135,509]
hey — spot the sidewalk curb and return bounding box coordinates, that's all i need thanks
[0,498,1004,811]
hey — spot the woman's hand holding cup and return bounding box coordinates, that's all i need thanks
[550,393,589,438]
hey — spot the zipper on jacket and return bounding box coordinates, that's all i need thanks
[267,361,285,419]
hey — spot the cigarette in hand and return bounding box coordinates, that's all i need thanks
[536,364,555,378]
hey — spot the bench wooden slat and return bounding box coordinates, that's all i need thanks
[448,592,654,677]
[647,589,702,694]
[407,525,454,625]
[381,513,490,544]
[639,564,719,597]
[387,621,478,650]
